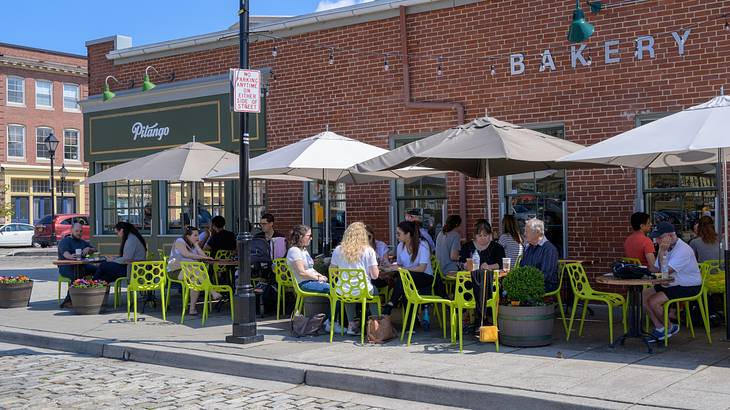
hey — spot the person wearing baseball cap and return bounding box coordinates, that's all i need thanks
[641,221,702,342]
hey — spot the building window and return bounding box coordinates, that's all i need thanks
[100,163,152,234]
[10,179,28,193]
[64,129,80,160]
[307,181,347,255]
[393,135,446,244]
[249,180,266,227]
[35,80,53,108]
[503,124,567,257]
[163,181,225,234]
[11,197,30,224]
[7,76,24,105]
[63,84,80,111]
[36,127,53,159]
[33,197,52,221]
[7,125,25,158]
[58,180,74,194]
[32,180,50,193]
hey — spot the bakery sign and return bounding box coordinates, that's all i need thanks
[508,29,691,75]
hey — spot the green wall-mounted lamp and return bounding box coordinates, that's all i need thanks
[103,75,120,101]
[142,66,159,91]
[567,0,600,43]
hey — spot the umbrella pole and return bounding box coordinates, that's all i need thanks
[325,171,330,255]
[486,160,492,225]
[722,147,730,341]
[192,182,198,227]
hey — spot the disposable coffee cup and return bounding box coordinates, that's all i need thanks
[502,258,511,272]
[466,258,474,271]
[75,249,82,257]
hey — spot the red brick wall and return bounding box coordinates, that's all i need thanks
[87,0,730,286]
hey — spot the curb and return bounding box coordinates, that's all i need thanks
[0,327,624,409]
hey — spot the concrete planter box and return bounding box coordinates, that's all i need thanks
[498,303,555,347]
[0,282,33,308]
[69,287,107,315]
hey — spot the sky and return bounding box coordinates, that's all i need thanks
[0,0,375,56]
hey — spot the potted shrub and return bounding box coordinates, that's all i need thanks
[69,279,108,315]
[0,275,33,308]
[498,266,554,347]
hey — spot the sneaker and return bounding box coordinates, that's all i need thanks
[648,328,666,342]
[346,326,360,336]
[669,323,680,337]
[325,320,345,334]
[324,319,331,332]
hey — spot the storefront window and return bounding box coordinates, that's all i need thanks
[308,181,346,255]
[100,164,152,234]
[393,136,447,242]
[503,125,567,257]
[12,197,29,224]
[163,181,225,234]
[249,180,266,227]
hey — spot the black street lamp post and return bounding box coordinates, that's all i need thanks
[59,164,69,214]
[226,0,263,344]
[44,133,59,245]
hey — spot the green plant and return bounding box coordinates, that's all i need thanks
[502,265,545,306]
[71,279,107,289]
[0,275,31,284]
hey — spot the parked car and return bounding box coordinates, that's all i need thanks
[34,214,90,247]
[0,223,36,247]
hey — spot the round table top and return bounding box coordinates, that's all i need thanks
[210,259,239,266]
[446,270,508,278]
[596,273,673,286]
[53,258,106,266]
[559,259,594,265]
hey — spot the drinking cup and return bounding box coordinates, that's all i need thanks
[502,258,511,272]
[75,249,82,258]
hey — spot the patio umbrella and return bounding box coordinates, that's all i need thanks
[205,130,444,251]
[559,94,730,338]
[352,115,599,223]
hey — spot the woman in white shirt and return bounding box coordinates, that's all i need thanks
[286,225,329,293]
[167,226,214,316]
[383,221,432,316]
[330,222,380,336]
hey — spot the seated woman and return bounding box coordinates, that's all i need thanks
[365,224,390,265]
[330,222,380,335]
[382,221,433,316]
[435,215,462,274]
[498,214,523,264]
[95,222,147,283]
[286,224,329,293]
[167,226,214,316]
[459,220,505,271]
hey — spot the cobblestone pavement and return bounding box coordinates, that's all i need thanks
[0,343,452,410]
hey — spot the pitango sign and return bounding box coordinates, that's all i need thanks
[508,29,692,75]
[131,122,170,141]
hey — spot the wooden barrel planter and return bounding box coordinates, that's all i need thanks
[0,282,33,308]
[69,287,107,315]
[498,303,555,347]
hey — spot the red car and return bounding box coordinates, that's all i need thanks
[34,214,91,247]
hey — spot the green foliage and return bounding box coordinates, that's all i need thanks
[502,265,545,305]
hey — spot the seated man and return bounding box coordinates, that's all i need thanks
[642,222,701,341]
[520,218,559,293]
[624,212,658,271]
[204,215,237,257]
[57,223,97,308]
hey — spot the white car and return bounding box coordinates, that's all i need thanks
[0,223,36,247]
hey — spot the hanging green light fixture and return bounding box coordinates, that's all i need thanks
[142,66,158,91]
[102,75,119,101]
[567,0,595,43]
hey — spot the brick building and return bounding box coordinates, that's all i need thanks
[82,0,729,278]
[0,42,88,226]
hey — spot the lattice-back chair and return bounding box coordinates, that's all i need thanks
[272,258,294,320]
[431,255,454,297]
[127,261,167,322]
[213,249,236,285]
[398,268,452,346]
[703,259,726,326]
[661,263,712,346]
[547,260,569,337]
[328,267,382,344]
[450,271,499,352]
[290,265,331,315]
[565,262,627,343]
[180,261,234,326]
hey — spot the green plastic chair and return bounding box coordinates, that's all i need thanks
[58,275,71,304]
[113,277,127,309]
[158,249,184,311]
[127,261,167,322]
[212,249,236,285]
[328,267,382,344]
[180,261,234,326]
[547,261,568,337]
[272,258,294,320]
[431,255,454,296]
[565,262,627,343]
[660,264,712,346]
[703,259,726,326]
[450,271,500,352]
[398,268,452,346]
[290,267,331,315]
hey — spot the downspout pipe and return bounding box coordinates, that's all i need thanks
[399,5,467,236]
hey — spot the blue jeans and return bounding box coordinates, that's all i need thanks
[299,280,330,294]
[94,262,128,283]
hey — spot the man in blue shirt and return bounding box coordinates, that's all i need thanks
[521,218,559,292]
[57,223,97,307]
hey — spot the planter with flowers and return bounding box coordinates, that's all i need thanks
[69,279,108,315]
[0,275,33,308]
[497,265,555,347]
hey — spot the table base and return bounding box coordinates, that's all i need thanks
[610,284,658,354]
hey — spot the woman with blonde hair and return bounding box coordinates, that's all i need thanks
[330,221,380,336]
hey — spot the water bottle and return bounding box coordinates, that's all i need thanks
[422,306,430,331]
[659,250,669,279]
[472,250,481,271]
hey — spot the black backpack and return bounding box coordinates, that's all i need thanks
[611,261,651,279]
[250,234,272,276]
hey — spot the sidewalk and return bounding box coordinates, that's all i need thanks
[2,267,730,409]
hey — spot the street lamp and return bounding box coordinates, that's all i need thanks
[226,0,263,345]
[59,164,69,214]
[44,133,59,245]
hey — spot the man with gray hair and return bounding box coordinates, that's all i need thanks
[520,218,559,292]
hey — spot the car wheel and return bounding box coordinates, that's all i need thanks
[40,242,48,248]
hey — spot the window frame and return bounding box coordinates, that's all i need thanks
[6,76,25,106]
[35,79,53,109]
[63,128,80,161]
[62,83,80,112]
[7,124,26,160]
[35,126,54,160]
[99,169,152,235]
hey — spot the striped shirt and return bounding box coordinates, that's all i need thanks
[498,233,524,263]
